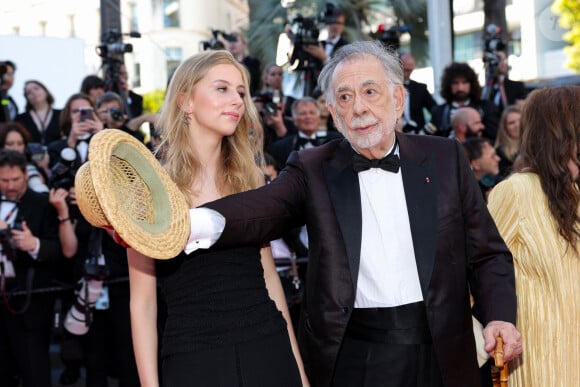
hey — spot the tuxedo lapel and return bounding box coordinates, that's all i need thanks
[323,140,362,289]
[397,133,438,295]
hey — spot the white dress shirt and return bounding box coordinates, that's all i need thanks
[354,146,423,308]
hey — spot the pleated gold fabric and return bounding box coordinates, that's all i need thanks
[488,173,580,387]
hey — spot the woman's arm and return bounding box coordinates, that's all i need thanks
[260,246,310,386]
[127,248,160,387]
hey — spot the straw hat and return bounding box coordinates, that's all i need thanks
[75,129,190,259]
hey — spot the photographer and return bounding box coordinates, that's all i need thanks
[227,32,262,96]
[96,91,150,143]
[482,49,527,114]
[253,90,297,154]
[0,150,63,387]
[0,122,49,193]
[284,3,349,97]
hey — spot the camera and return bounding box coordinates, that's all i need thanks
[79,107,93,122]
[483,24,507,80]
[201,29,237,51]
[254,90,281,116]
[108,107,124,122]
[25,142,47,163]
[64,255,110,335]
[49,147,77,190]
[287,14,320,72]
[96,29,137,60]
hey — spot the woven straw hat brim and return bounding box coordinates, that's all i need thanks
[75,129,190,259]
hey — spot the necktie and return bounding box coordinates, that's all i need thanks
[352,152,400,173]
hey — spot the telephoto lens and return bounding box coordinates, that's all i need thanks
[63,278,104,335]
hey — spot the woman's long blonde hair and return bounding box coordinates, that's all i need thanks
[494,105,521,162]
[156,50,264,205]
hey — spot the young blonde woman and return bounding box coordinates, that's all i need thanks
[127,50,308,387]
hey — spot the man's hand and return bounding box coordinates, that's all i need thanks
[483,320,522,361]
[303,44,327,62]
[11,221,37,252]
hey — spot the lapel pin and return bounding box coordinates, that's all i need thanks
[425,177,431,183]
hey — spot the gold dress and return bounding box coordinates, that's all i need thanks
[488,173,580,387]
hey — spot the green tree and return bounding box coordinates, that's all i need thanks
[553,0,580,72]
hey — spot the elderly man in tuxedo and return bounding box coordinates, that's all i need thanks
[187,41,522,387]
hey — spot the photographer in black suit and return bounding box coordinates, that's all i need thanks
[0,150,62,387]
[482,50,527,114]
[399,52,436,134]
[271,96,342,170]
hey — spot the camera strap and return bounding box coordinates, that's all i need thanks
[1,200,19,226]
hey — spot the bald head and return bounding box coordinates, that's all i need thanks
[451,106,485,142]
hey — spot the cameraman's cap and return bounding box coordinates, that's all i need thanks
[75,129,190,259]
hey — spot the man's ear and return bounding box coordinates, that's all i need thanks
[393,84,405,117]
[328,103,338,127]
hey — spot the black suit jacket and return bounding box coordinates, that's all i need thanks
[205,133,516,386]
[431,99,500,140]
[270,131,343,170]
[9,189,62,291]
[404,80,436,133]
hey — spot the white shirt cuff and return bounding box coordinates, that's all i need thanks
[28,237,40,260]
[184,208,225,255]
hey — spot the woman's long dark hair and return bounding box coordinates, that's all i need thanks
[515,86,580,248]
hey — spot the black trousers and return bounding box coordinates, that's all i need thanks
[332,302,444,387]
[0,293,54,387]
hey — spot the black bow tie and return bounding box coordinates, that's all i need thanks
[297,137,317,148]
[352,152,400,173]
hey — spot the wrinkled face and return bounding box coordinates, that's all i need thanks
[505,112,520,139]
[328,55,404,157]
[474,142,500,176]
[0,166,27,202]
[24,82,48,105]
[4,131,26,154]
[451,77,471,103]
[293,101,320,137]
[186,64,246,140]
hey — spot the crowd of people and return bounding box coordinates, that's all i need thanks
[0,5,578,386]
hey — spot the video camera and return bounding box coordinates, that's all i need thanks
[49,147,77,191]
[201,29,237,51]
[96,29,141,96]
[482,24,507,80]
[370,23,411,52]
[287,2,343,72]
[254,90,282,116]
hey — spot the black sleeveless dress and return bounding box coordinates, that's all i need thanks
[156,246,301,386]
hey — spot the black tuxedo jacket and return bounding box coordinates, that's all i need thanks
[206,133,516,387]
[404,80,436,132]
[431,99,500,140]
[270,131,343,170]
[9,189,62,291]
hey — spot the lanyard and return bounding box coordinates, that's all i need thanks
[2,202,19,224]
